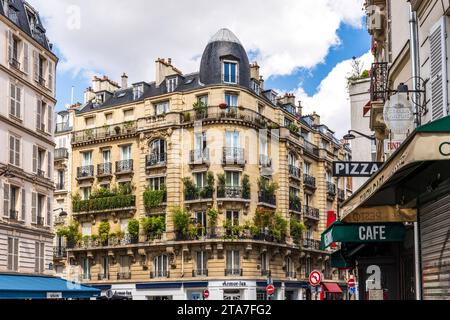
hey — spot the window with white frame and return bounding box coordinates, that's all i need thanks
[226,250,240,274]
[223,61,238,83]
[154,254,169,277]
[166,77,178,93]
[123,109,134,121]
[155,101,170,115]
[225,171,240,187]
[81,187,91,201]
[261,252,268,272]
[82,222,92,236]
[288,152,297,167]
[133,84,144,100]
[304,162,311,175]
[7,237,19,272]
[148,177,166,191]
[225,93,238,107]
[194,172,207,188]
[9,82,21,119]
[226,210,239,227]
[9,134,20,167]
[285,256,294,276]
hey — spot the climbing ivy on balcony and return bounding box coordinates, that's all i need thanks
[141,216,165,240]
[56,221,82,248]
[143,186,166,209]
[290,219,306,245]
[72,187,136,213]
[242,174,251,199]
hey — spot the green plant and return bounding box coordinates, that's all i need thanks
[183,177,199,200]
[141,216,165,239]
[183,112,191,122]
[123,121,134,130]
[288,123,299,134]
[128,219,140,240]
[258,177,278,196]
[271,214,288,241]
[242,175,251,199]
[98,221,110,243]
[193,101,208,115]
[290,219,306,245]
[172,207,191,238]
[199,172,215,199]
[56,221,82,247]
[360,69,369,79]
[207,208,219,228]
[143,186,166,209]
[118,182,133,195]
[289,193,301,211]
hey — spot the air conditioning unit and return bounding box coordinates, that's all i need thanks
[367,9,385,34]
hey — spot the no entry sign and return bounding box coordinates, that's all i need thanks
[309,270,322,286]
[266,284,275,295]
[203,289,209,299]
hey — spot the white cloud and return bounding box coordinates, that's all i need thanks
[291,51,373,139]
[30,0,365,85]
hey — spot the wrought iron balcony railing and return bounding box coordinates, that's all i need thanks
[77,165,94,178]
[225,269,243,276]
[116,159,133,173]
[303,238,321,250]
[289,165,300,178]
[289,196,301,213]
[327,182,337,197]
[370,62,388,102]
[303,140,319,157]
[189,149,210,164]
[217,187,250,200]
[9,57,21,70]
[55,183,65,191]
[259,155,272,168]
[184,187,214,201]
[72,121,137,144]
[146,153,167,167]
[303,205,320,220]
[53,247,67,258]
[258,191,276,206]
[55,122,73,133]
[97,163,112,176]
[192,269,208,277]
[54,148,69,160]
[150,271,170,279]
[98,273,110,281]
[222,147,245,165]
[303,174,316,189]
[117,272,132,280]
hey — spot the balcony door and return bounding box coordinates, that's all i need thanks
[196,251,207,275]
[150,139,166,162]
[225,171,240,190]
[226,250,240,274]
[82,151,92,166]
[225,131,240,162]
[194,132,207,162]
[121,145,131,161]
[102,150,110,163]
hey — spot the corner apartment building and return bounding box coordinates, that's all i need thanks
[0,0,57,275]
[62,29,352,300]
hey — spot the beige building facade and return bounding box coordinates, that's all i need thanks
[61,29,351,300]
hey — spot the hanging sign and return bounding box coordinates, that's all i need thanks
[383,92,414,135]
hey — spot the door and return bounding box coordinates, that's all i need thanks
[223,290,241,300]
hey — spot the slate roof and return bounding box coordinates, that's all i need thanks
[0,0,51,50]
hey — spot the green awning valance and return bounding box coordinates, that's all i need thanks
[321,221,406,250]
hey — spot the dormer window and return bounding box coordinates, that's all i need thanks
[166,77,178,93]
[96,93,105,104]
[133,84,144,100]
[223,61,238,84]
[251,80,260,95]
[284,104,297,115]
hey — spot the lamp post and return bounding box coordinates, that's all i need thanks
[343,130,375,141]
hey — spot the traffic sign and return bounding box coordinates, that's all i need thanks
[347,278,355,288]
[349,287,356,295]
[309,270,322,286]
[203,289,210,299]
[266,284,275,295]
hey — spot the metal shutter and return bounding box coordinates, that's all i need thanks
[429,17,449,121]
[420,194,450,300]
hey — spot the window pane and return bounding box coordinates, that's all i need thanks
[230,63,236,83]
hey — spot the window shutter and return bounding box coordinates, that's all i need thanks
[31,192,37,223]
[47,151,52,178]
[35,242,39,273]
[47,105,53,134]
[430,17,449,121]
[48,60,53,92]
[9,83,15,116]
[9,135,14,165]
[21,188,26,221]
[7,238,13,270]
[7,30,12,63]
[33,50,39,82]
[40,242,45,272]
[14,239,19,271]
[16,86,21,119]
[32,145,37,173]
[15,137,20,167]
[23,42,29,74]
[36,99,41,131]
[3,183,10,217]
[46,197,51,226]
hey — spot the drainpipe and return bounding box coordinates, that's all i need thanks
[409,2,422,301]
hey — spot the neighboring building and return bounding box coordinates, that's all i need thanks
[348,78,374,190]
[332,0,450,301]
[62,29,351,300]
[0,0,57,275]
[53,106,75,278]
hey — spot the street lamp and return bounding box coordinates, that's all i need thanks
[343,130,375,141]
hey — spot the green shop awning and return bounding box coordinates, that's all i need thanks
[320,221,406,250]
[331,250,354,269]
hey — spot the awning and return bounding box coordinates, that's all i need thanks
[322,282,343,293]
[0,274,100,299]
[331,250,354,268]
[320,221,406,250]
[340,115,450,223]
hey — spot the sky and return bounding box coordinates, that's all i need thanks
[31,0,372,138]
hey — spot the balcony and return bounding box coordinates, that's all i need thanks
[303,140,319,157]
[327,182,337,199]
[192,269,208,277]
[303,174,316,189]
[258,191,276,208]
[222,148,245,166]
[217,187,250,202]
[72,195,136,214]
[8,210,18,220]
[55,122,72,133]
[259,155,272,168]
[370,62,388,102]
[289,165,301,179]
[97,163,112,177]
[117,272,132,280]
[289,196,301,213]
[9,57,21,70]
[72,121,137,145]
[338,188,345,202]
[54,148,69,160]
[285,272,297,279]
[225,269,243,276]
[116,159,133,174]
[150,271,170,279]
[303,205,320,221]
[303,239,321,250]
[77,166,94,180]
[184,188,214,202]
[189,149,210,165]
[55,183,65,191]
[53,247,67,259]
[146,153,167,168]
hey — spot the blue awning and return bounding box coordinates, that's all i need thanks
[0,274,101,299]
[136,282,183,290]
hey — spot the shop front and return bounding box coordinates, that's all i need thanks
[331,116,450,300]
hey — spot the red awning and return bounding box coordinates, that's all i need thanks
[322,282,343,293]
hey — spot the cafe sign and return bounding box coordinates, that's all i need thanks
[320,221,406,250]
[383,92,414,135]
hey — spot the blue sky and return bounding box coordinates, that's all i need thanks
[54,23,370,111]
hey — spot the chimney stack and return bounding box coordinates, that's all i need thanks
[121,73,128,89]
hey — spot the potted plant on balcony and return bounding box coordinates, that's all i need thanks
[288,123,299,134]
[207,208,219,236]
[143,186,166,209]
[217,174,226,198]
[172,207,190,240]
[290,219,306,246]
[141,216,165,241]
[193,101,208,118]
[56,221,82,248]
[98,221,111,246]
[270,214,288,243]
[219,103,228,110]
[128,219,139,243]
[242,175,251,199]
[123,121,134,133]
[183,177,199,201]
[199,172,215,199]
